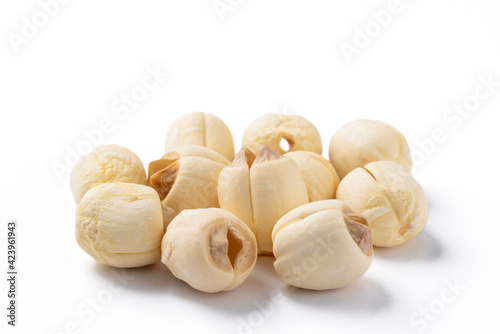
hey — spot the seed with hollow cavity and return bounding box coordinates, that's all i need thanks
[242,114,322,155]
[161,208,258,293]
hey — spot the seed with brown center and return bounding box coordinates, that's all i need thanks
[161,208,258,293]
[336,161,428,247]
[272,200,374,290]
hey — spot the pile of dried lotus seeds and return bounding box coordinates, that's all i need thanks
[72,112,427,293]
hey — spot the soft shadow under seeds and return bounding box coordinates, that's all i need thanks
[374,229,444,261]
[283,276,392,312]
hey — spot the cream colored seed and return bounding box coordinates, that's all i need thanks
[272,200,373,290]
[70,144,147,204]
[75,182,164,268]
[149,155,226,219]
[161,208,258,293]
[218,146,309,254]
[336,161,428,247]
[329,119,412,179]
[284,151,340,201]
[164,112,235,161]
[242,113,322,155]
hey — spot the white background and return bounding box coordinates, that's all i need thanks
[1,0,500,333]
